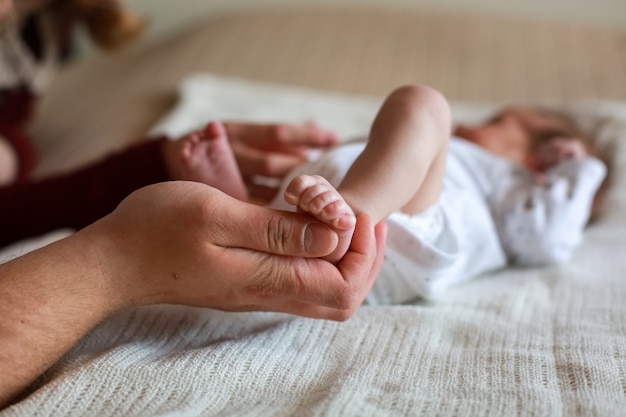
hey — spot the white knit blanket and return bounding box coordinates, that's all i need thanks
[2,75,626,416]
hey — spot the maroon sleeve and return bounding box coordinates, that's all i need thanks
[0,137,170,248]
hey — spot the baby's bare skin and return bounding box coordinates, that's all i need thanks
[285,85,451,264]
[285,174,356,263]
[162,121,247,201]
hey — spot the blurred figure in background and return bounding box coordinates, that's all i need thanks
[0,0,338,247]
[0,0,143,184]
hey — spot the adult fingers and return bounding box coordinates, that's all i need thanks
[246,183,280,204]
[232,141,306,179]
[257,214,386,314]
[212,196,338,257]
[277,215,387,319]
[334,214,387,308]
[224,122,338,151]
[220,213,387,320]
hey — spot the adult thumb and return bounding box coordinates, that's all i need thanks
[219,202,339,257]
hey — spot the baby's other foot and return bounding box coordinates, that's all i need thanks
[284,174,356,263]
[165,121,247,201]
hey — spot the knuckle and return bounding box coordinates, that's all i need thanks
[264,215,293,254]
[290,260,358,315]
[333,289,358,312]
[326,304,356,322]
[244,256,300,300]
[332,310,354,322]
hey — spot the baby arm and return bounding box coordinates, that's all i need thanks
[537,137,588,168]
[533,137,588,184]
[495,154,607,265]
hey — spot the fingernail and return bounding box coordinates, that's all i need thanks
[304,223,335,254]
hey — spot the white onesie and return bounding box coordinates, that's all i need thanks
[268,137,607,305]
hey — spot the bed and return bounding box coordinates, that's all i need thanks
[2,7,626,416]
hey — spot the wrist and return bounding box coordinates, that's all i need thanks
[40,224,130,317]
[0,226,126,406]
[77,215,163,310]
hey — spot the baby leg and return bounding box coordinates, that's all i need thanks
[283,85,450,263]
[338,84,451,221]
[284,174,356,263]
[284,86,450,261]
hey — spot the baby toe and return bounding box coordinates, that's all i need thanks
[284,175,318,205]
[332,213,357,230]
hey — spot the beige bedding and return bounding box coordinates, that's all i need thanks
[3,7,626,416]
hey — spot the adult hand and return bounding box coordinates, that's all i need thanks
[97,181,386,319]
[223,122,339,202]
[0,181,385,408]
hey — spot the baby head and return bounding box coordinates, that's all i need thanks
[454,105,610,221]
[453,106,595,170]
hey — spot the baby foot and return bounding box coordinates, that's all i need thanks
[164,121,247,201]
[284,174,356,263]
